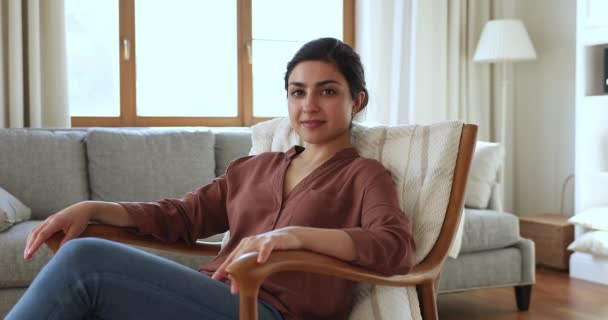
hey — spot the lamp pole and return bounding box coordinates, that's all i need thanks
[499,61,508,213]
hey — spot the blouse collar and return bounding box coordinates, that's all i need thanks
[284,145,359,161]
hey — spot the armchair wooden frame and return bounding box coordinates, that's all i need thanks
[46,124,477,320]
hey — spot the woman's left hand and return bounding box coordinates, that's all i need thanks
[211,227,303,294]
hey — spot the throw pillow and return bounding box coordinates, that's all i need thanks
[464,141,504,209]
[568,207,608,231]
[0,187,32,232]
[568,231,608,257]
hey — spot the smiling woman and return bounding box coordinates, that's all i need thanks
[285,38,368,148]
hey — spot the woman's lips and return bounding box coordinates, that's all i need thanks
[301,120,325,129]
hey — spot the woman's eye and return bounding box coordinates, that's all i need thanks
[321,88,336,95]
[290,90,304,96]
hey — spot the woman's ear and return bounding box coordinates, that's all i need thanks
[352,91,366,115]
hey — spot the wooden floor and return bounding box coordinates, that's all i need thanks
[437,267,608,320]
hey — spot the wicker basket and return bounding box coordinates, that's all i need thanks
[519,213,574,270]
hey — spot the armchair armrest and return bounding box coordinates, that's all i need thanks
[226,250,441,320]
[227,250,438,287]
[45,224,222,257]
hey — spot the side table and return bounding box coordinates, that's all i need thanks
[519,213,574,270]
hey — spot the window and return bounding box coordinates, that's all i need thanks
[65,0,354,127]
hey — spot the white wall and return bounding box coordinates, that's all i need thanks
[509,0,576,216]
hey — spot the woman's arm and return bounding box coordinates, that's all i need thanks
[87,201,135,226]
[287,226,356,261]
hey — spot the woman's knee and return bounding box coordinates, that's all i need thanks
[53,238,115,269]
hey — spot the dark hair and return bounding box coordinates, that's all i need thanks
[284,37,369,112]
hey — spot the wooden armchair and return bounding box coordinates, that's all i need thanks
[46,124,477,320]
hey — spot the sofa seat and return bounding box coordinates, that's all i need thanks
[0,221,52,288]
[440,242,528,292]
[460,209,520,253]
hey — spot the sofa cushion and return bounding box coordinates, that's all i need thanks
[0,221,53,288]
[86,128,215,202]
[211,128,252,177]
[0,129,89,219]
[460,209,520,253]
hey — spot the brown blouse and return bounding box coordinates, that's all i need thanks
[119,145,415,320]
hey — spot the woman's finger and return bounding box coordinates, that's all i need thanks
[257,241,274,263]
[229,275,239,294]
[213,237,258,280]
[213,243,241,280]
[26,221,59,260]
[24,223,42,258]
[24,224,45,259]
[26,229,48,259]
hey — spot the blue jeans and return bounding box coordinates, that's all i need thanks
[7,238,284,320]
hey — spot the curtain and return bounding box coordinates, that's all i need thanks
[355,0,494,140]
[355,0,413,125]
[0,0,70,128]
[356,0,519,209]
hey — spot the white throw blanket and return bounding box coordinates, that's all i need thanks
[246,117,465,320]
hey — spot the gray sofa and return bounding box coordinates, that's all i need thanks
[0,127,535,317]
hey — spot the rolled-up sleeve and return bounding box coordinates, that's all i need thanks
[343,171,416,276]
[118,175,229,245]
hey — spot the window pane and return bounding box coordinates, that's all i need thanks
[252,0,343,41]
[135,0,237,117]
[252,0,343,117]
[251,41,302,118]
[65,0,120,117]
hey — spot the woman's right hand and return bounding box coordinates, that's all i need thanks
[24,202,92,260]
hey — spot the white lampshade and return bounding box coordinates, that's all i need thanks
[473,19,537,63]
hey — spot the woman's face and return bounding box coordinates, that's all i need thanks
[286,60,362,146]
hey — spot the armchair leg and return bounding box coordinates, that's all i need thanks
[417,282,438,320]
[514,285,532,311]
[239,293,258,320]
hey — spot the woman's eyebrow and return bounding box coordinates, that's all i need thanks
[288,80,341,87]
[316,80,340,86]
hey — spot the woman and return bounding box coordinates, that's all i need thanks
[9,38,415,320]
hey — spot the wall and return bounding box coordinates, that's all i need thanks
[509,0,576,216]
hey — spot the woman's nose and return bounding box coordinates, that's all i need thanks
[302,95,320,113]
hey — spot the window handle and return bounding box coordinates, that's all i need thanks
[246,40,252,64]
[122,37,131,61]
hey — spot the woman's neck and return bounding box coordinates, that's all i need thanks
[298,135,353,168]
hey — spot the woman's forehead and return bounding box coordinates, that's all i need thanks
[288,60,346,84]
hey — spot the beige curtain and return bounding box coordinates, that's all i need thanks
[357,0,519,209]
[355,0,414,125]
[410,0,494,140]
[356,0,495,139]
[0,0,70,128]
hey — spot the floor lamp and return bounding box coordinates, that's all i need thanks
[473,19,537,211]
